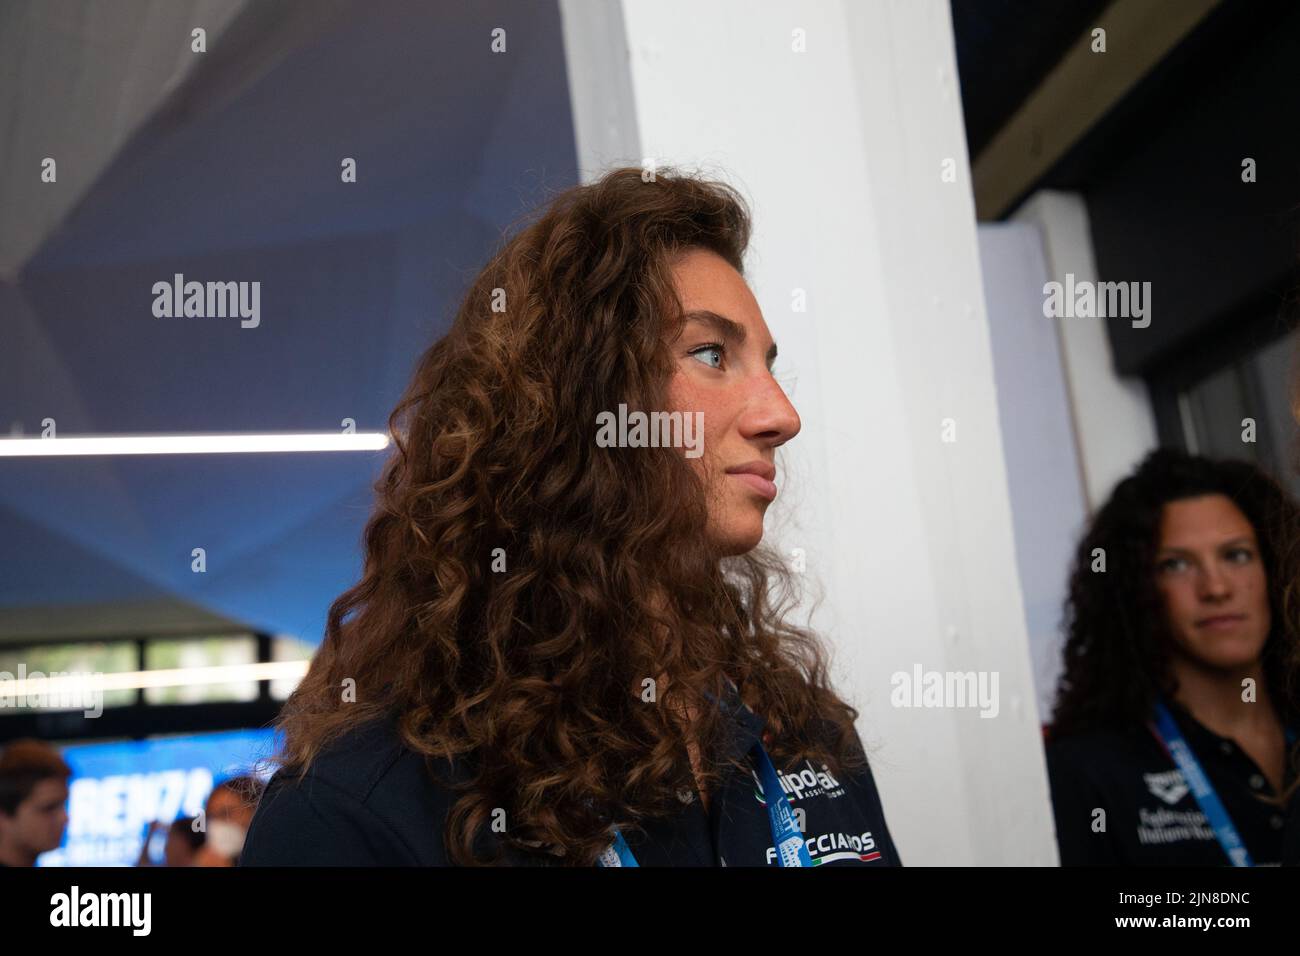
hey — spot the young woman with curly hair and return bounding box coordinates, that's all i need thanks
[1046,448,1300,865]
[239,166,900,867]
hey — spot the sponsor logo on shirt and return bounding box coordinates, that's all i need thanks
[751,758,846,805]
[765,829,881,865]
[1144,769,1189,805]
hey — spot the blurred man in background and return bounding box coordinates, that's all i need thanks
[0,738,71,867]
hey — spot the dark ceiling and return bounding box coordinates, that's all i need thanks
[950,0,1110,160]
[953,0,1300,383]
[951,0,1296,204]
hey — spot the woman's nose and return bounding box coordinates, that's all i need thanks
[745,373,800,443]
[1199,564,1232,598]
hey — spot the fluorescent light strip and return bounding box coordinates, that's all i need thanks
[0,433,389,457]
[0,660,310,696]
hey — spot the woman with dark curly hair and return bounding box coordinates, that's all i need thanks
[239,166,900,867]
[1046,448,1300,865]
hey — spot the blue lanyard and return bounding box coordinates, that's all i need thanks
[597,736,814,867]
[1147,700,1296,868]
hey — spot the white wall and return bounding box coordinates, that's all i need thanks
[1013,191,1158,511]
[978,200,1161,725]
[977,222,1089,722]
[561,0,1056,865]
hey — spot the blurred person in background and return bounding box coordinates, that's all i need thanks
[0,738,72,867]
[192,775,264,867]
[135,815,205,867]
[1046,449,1300,865]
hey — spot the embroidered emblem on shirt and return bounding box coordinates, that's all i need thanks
[1136,807,1214,845]
[1144,769,1189,805]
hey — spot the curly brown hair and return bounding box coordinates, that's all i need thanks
[267,166,866,866]
[1050,449,1300,747]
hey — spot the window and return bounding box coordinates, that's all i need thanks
[143,635,258,704]
[1172,329,1300,496]
[0,642,138,711]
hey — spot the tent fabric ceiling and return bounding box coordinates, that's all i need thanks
[0,0,251,282]
[1,0,580,645]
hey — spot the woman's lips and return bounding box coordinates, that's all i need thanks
[729,472,777,501]
[1196,614,1246,631]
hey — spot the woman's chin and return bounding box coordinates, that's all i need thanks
[1188,640,1265,673]
[713,522,765,557]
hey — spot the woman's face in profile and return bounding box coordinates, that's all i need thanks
[665,248,801,555]
[1153,493,1271,671]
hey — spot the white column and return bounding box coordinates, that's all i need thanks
[1014,191,1158,511]
[561,0,1056,865]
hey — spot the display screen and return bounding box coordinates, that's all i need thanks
[38,728,279,867]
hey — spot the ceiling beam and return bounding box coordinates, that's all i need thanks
[972,0,1220,220]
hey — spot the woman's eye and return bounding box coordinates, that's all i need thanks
[1157,557,1188,574]
[688,344,725,369]
[1225,547,1254,563]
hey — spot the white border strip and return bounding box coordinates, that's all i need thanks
[0,433,390,457]
[0,660,310,695]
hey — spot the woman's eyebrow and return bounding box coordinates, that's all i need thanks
[1157,536,1255,555]
[682,309,779,367]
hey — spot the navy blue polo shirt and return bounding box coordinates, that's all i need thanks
[1046,701,1299,866]
[241,686,901,867]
